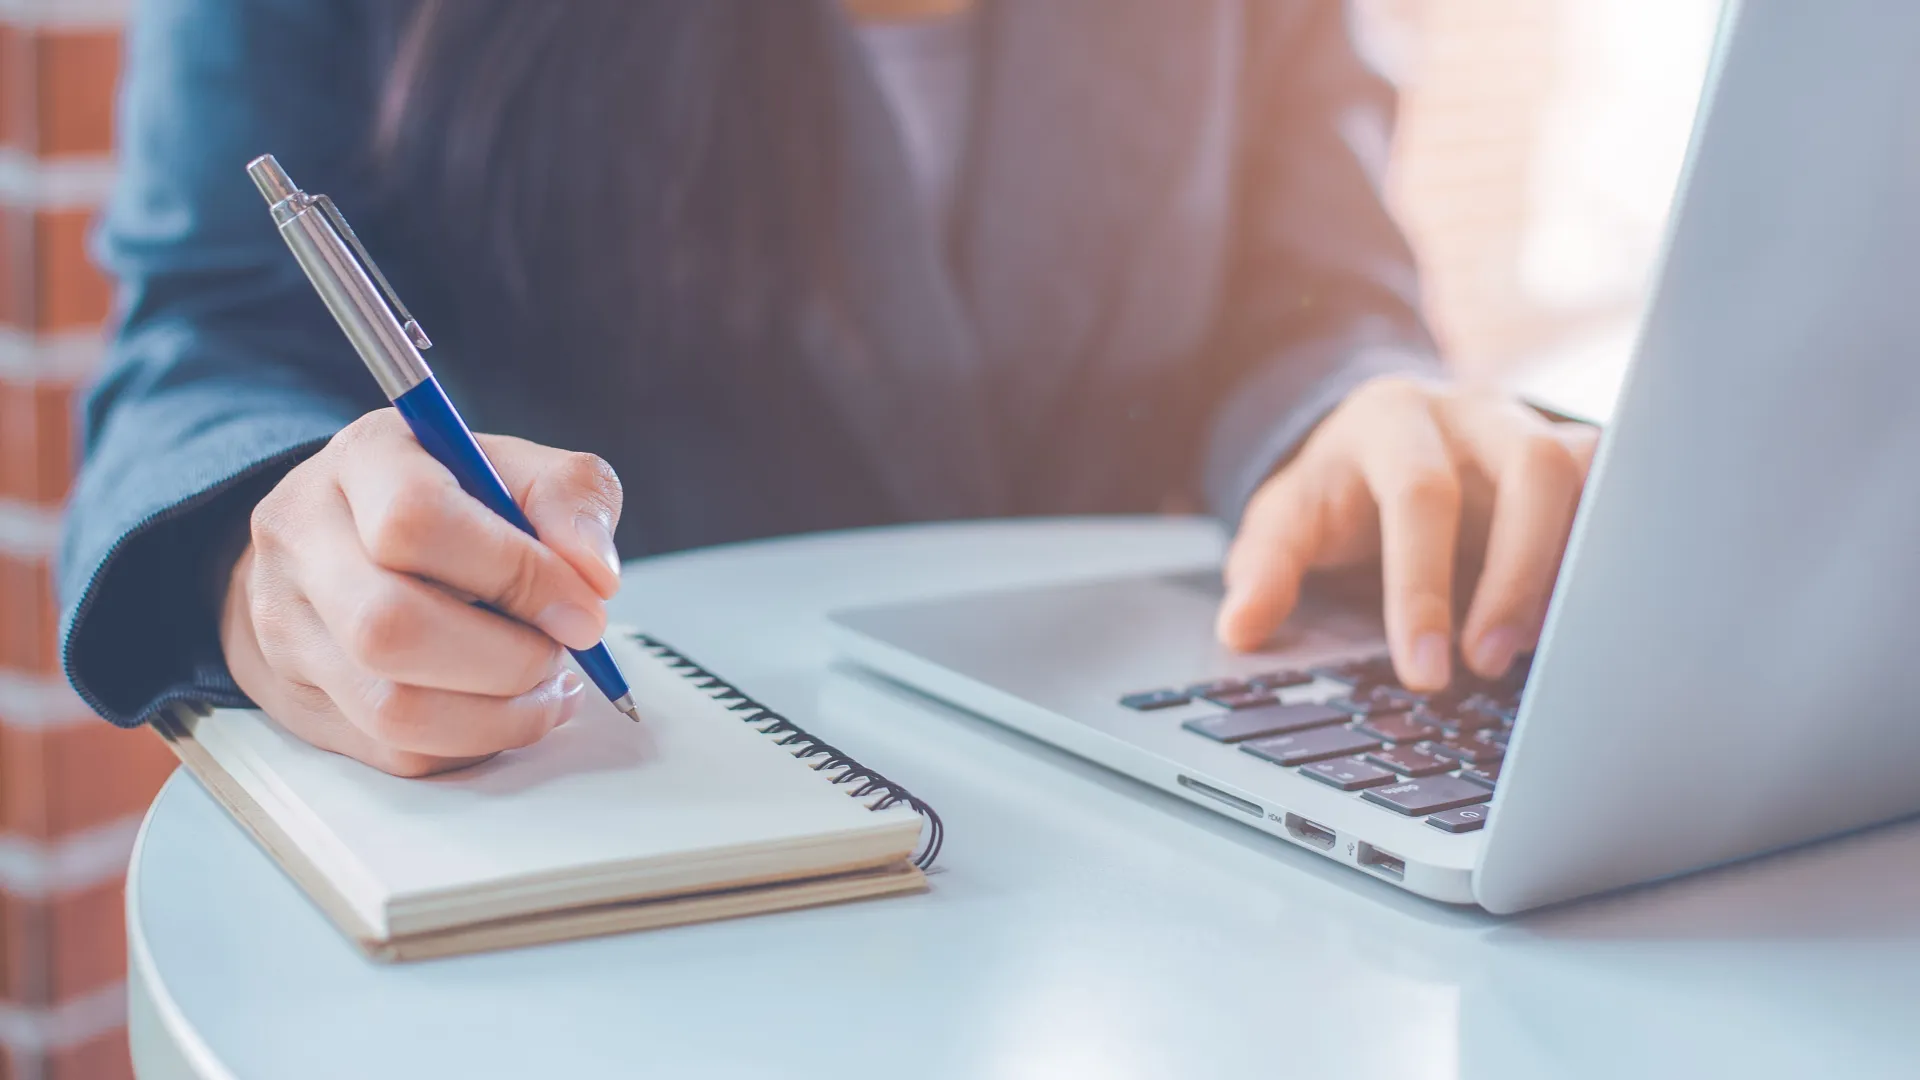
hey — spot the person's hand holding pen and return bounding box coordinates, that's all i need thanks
[1217,376,1600,690]
[220,411,626,778]
[226,156,641,778]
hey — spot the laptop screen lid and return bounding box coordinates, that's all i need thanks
[1476,0,1920,913]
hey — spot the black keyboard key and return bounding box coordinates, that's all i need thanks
[1247,669,1313,691]
[1204,689,1281,710]
[1355,711,1441,744]
[1184,678,1245,697]
[1459,762,1502,789]
[1372,686,1426,709]
[1362,775,1492,816]
[1366,745,1453,777]
[1427,736,1504,766]
[1325,696,1381,716]
[1182,703,1348,743]
[1309,656,1397,688]
[1241,726,1383,767]
[1331,687,1421,717]
[1300,756,1399,791]
[1427,804,1491,833]
[1458,692,1499,714]
[1435,708,1502,738]
[1463,693,1519,724]
[1119,689,1192,711]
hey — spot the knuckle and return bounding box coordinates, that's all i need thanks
[1355,375,1432,413]
[343,583,422,668]
[361,681,428,746]
[493,540,550,614]
[337,408,406,446]
[362,482,449,568]
[1388,465,1461,516]
[560,451,623,511]
[248,486,296,553]
[512,642,566,696]
[1516,433,1581,487]
[284,680,337,717]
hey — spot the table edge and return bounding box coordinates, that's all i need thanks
[128,772,238,1080]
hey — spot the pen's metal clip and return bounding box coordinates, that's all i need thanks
[313,195,433,352]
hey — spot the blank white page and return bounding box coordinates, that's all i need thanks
[190,633,920,936]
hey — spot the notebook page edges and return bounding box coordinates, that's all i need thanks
[183,632,921,938]
[182,707,398,937]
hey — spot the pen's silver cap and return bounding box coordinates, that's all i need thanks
[247,154,299,206]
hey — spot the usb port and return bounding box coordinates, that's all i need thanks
[1357,843,1405,880]
[1282,813,1336,850]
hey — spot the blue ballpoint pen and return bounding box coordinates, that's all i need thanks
[245,154,641,723]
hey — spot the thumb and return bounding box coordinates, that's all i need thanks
[477,435,625,600]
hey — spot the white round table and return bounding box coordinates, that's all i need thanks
[127,518,1920,1079]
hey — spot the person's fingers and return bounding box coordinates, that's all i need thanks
[1217,468,1337,651]
[294,487,571,696]
[1353,382,1463,691]
[1556,420,1602,473]
[216,560,481,777]
[309,639,586,761]
[479,435,625,601]
[336,430,610,652]
[270,670,517,779]
[1439,400,1595,678]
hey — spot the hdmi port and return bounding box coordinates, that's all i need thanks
[1283,813,1336,850]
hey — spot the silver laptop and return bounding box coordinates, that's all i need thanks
[830,0,1920,913]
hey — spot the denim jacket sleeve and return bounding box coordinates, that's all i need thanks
[59,0,386,727]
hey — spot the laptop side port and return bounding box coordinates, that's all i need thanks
[1176,775,1262,818]
[1282,813,1336,850]
[1356,843,1405,880]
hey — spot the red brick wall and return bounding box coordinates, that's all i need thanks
[0,5,173,1080]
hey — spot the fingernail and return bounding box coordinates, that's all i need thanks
[1217,580,1245,622]
[1216,584,1252,646]
[1410,632,1450,688]
[536,602,602,650]
[553,670,585,728]
[576,514,621,582]
[1471,626,1522,678]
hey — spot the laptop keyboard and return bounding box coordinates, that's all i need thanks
[1119,653,1530,834]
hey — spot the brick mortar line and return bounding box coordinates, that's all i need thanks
[0,981,129,1055]
[0,327,107,381]
[0,816,141,897]
[0,150,117,210]
[0,670,92,729]
[0,499,62,557]
[0,0,127,30]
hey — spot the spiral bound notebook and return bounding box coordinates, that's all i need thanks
[153,630,941,962]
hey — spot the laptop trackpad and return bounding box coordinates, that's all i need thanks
[834,570,1387,708]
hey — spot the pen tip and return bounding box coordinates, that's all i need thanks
[611,694,642,723]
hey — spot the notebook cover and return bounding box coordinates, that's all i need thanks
[153,705,927,963]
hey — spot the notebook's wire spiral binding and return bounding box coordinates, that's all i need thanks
[632,634,944,870]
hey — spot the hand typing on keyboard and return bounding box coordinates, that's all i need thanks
[1213,377,1598,690]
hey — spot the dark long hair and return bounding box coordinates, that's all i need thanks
[370,1,846,389]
